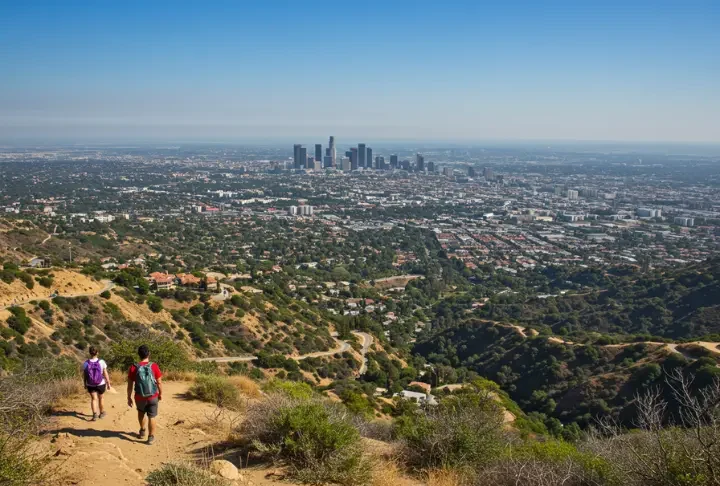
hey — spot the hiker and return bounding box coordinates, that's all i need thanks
[83,346,111,421]
[127,344,163,445]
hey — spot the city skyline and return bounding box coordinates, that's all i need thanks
[1,1,718,143]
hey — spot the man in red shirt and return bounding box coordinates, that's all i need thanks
[127,345,163,445]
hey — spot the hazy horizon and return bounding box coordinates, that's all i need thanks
[2,0,719,143]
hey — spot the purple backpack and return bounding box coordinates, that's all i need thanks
[85,360,103,386]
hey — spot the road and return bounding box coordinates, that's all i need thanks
[0,280,115,311]
[352,331,374,374]
[199,330,375,371]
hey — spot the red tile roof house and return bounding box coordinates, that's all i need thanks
[149,271,176,290]
[176,273,202,287]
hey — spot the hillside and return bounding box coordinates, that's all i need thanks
[480,257,720,340]
[414,318,720,428]
[0,268,374,384]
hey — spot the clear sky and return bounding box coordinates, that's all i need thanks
[1,0,719,143]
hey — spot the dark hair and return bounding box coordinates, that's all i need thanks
[138,344,150,360]
[89,346,99,357]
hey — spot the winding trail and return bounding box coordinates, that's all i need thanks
[40,224,58,245]
[199,330,375,374]
[491,321,720,362]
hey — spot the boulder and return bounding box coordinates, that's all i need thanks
[210,460,240,480]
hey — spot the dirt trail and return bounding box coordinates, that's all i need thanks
[490,321,720,360]
[42,381,295,486]
[43,382,227,485]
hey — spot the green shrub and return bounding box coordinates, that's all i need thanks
[0,432,51,486]
[394,392,505,470]
[7,307,31,335]
[189,375,242,410]
[147,296,164,313]
[105,334,193,371]
[242,397,371,485]
[99,290,111,299]
[262,379,314,400]
[146,462,229,486]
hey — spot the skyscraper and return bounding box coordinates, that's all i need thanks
[315,144,322,163]
[483,167,494,181]
[350,147,358,170]
[293,144,302,169]
[416,153,425,171]
[390,154,398,169]
[358,143,366,168]
[427,161,435,173]
[329,136,336,167]
[299,146,307,169]
[366,147,372,169]
[375,156,385,170]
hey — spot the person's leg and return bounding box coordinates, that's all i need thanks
[89,391,98,418]
[137,410,146,437]
[147,417,156,438]
[146,399,159,444]
[98,385,105,418]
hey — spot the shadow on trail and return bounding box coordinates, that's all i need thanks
[48,427,142,444]
[51,410,92,421]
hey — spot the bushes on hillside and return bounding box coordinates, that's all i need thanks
[189,375,243,410]
[240,393,372,485]
[7,307,31,335]
[146,462,229,486]
[105,334,193,371]
[393,391,506,471]
[0,357,82,485]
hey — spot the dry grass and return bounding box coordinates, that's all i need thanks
[109,369,126,386]
[163,370,198,382]
[228,375,261,398]
[371,459,404,486]
[425,468,469,486]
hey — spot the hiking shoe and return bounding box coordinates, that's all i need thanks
[91,413,98,421]
[138,428,146,439]
[147,436,155,446]
[99,412,107,419]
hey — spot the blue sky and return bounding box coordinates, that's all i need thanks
[1,0,718,142]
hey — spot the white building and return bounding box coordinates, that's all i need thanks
[673,217,694,227]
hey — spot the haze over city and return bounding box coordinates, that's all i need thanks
[2,0,719,143]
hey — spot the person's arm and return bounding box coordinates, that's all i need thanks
[157,377,163,401]
[154,364,163,401]
[103,368,111,389]
[127,367,134,407]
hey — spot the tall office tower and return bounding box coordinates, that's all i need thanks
[390,154,398,168]
[483,167,494,181]
[293,144,302,169]
[468,166,476,177]
[323,156,333,168]
[299,147,307,169]
[341,157,351,171]
[350,147,358,170]
[375,156,385,170]
[329,136,336,167]
[315,144,322,163]
[416,153,425,171]
[401,160,411,170]
[366,147,372,168]
[358,143,366,168]
[428,161,435,172]
[307,156,315,168]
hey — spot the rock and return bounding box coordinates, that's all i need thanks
[173,419,185,426]
[210,460,240,480]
